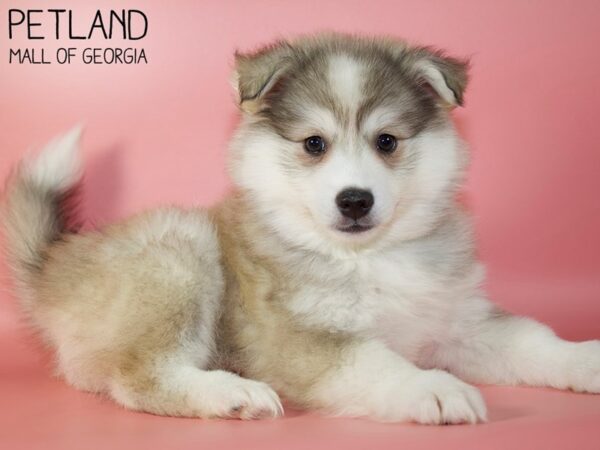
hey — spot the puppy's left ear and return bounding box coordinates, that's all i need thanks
[232,41,294,114]
[406,47,470,108]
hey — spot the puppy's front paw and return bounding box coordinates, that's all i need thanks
[206,374,283,420]
[387,370,487,424]
[566,340,600,393]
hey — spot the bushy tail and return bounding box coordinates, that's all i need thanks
[1,127,83,303]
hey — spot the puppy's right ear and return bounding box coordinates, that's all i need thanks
[232,41,294,114]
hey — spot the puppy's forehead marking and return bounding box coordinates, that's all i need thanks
[297,103,338,136]
[327,55,364,116]
[363,106,398,133]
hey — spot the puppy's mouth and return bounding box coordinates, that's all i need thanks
[337,223,373,233]
[335,220,374,234]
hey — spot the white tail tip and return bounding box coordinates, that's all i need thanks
[27,125,84,192]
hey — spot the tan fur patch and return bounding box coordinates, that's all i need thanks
[212,194,355,407]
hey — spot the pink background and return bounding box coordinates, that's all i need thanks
[1,1,599,449]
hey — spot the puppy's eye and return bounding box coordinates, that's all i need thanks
[376,134,397,154]
[304,136,326,156]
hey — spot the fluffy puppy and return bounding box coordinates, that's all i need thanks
[2,34,599,424]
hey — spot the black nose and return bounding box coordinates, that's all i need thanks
[336,188,374,220]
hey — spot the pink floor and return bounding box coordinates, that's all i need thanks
[1,291,599,450]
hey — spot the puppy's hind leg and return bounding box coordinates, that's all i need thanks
[100,211,283,420]
[43,208,281,419]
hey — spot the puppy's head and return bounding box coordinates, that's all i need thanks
[229,34,469,252]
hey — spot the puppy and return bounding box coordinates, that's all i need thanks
[2,34,599,424]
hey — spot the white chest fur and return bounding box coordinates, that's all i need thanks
[285,245,483,363]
